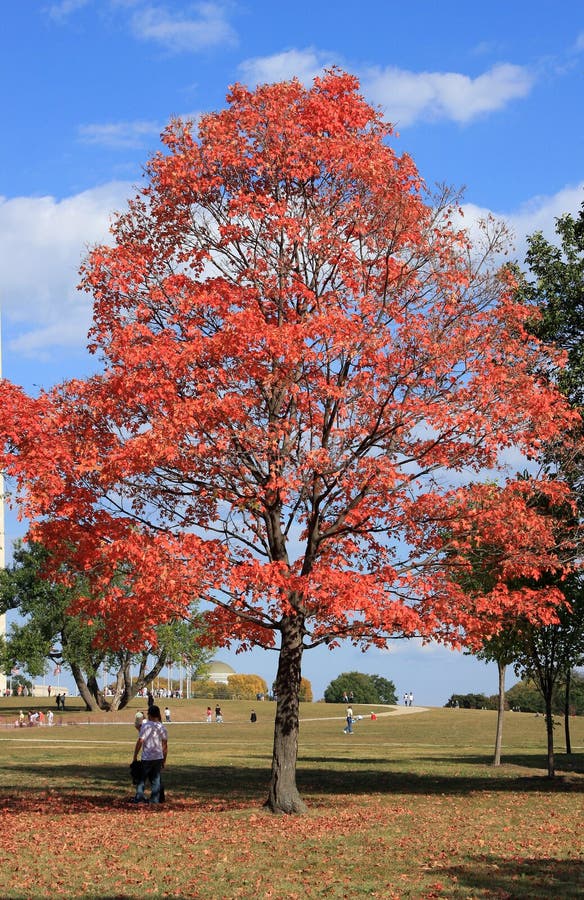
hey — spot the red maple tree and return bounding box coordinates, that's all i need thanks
[0,72,577,812]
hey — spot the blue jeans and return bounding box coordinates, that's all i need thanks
[135,759,163,802]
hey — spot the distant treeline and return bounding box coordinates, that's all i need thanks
[445,671,584,714]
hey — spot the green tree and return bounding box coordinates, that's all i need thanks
[500,673,584,716]
[510,584,584,772]
[369,674,398,705]
[324,671,396,704]
[505,679,544,713]
[522,202,584,407]
[521,200,584,755]
[444,693,495,710]
[6,672,33,696]
[560,670,584,715]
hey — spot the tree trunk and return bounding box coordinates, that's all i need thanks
[87,674,110,710]
[544,687,555,777]
[70,662,100,711]
[564,669,572,755]
[265,615,307,814]
[108,663,128,712]
[493,660,506,766]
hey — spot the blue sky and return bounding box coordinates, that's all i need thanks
[1,0,583,703]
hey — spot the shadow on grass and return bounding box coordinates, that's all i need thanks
[444,856,584,899]
[1,755,583,815]
[408,751,584,775]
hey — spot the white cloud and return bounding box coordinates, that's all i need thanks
[130,2,237,52]
[0,183,131,358]
[2,177,581,360]
[78,110,201,149]
[363,63,534,127]
[78,119,162,149]
[238,50,534,127]
[46,0,91,20]
[507,182,584,245]
[461,180,584,265]
[238,48,333,87]
[576,32,584,52]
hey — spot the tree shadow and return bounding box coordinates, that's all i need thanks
[1,756,583,815]
[295,767,584,797]
[444,855,584,898]
[411,751,584,776]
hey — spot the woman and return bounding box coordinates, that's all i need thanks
[131,704,168,803]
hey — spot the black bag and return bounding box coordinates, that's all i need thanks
[130,760,143,785]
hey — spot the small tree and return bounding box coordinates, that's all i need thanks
[299,677,313,702]
[443,480,575,766]
[226,673,268,699]
[511,585,584,776]
[474,630,521,765]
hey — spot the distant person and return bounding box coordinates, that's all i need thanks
[342,692,349,703]
[215,705,223,724]
[206,706,212,724]
[348,691,354,703]
[55,693,61,710]
[131,705,168,804]
[164,706,171,723]
[343,706,353,734]
[250,710,257,724]
[60,694,66,709]
[47,710,54,727]
[147,689,154,710]
[408,692,414,707]
[47,685,51,697]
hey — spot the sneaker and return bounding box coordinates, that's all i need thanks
[130,797,146,803]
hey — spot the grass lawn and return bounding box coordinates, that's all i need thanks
[0,697,582,898]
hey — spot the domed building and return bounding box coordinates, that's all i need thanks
[206,660,237,685]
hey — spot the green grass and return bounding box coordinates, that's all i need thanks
[0,698,582,898]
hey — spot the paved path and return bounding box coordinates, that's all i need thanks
[0,705,430,743]
[300,705,428,723]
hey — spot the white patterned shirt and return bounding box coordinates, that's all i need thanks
[138,720,168,761]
